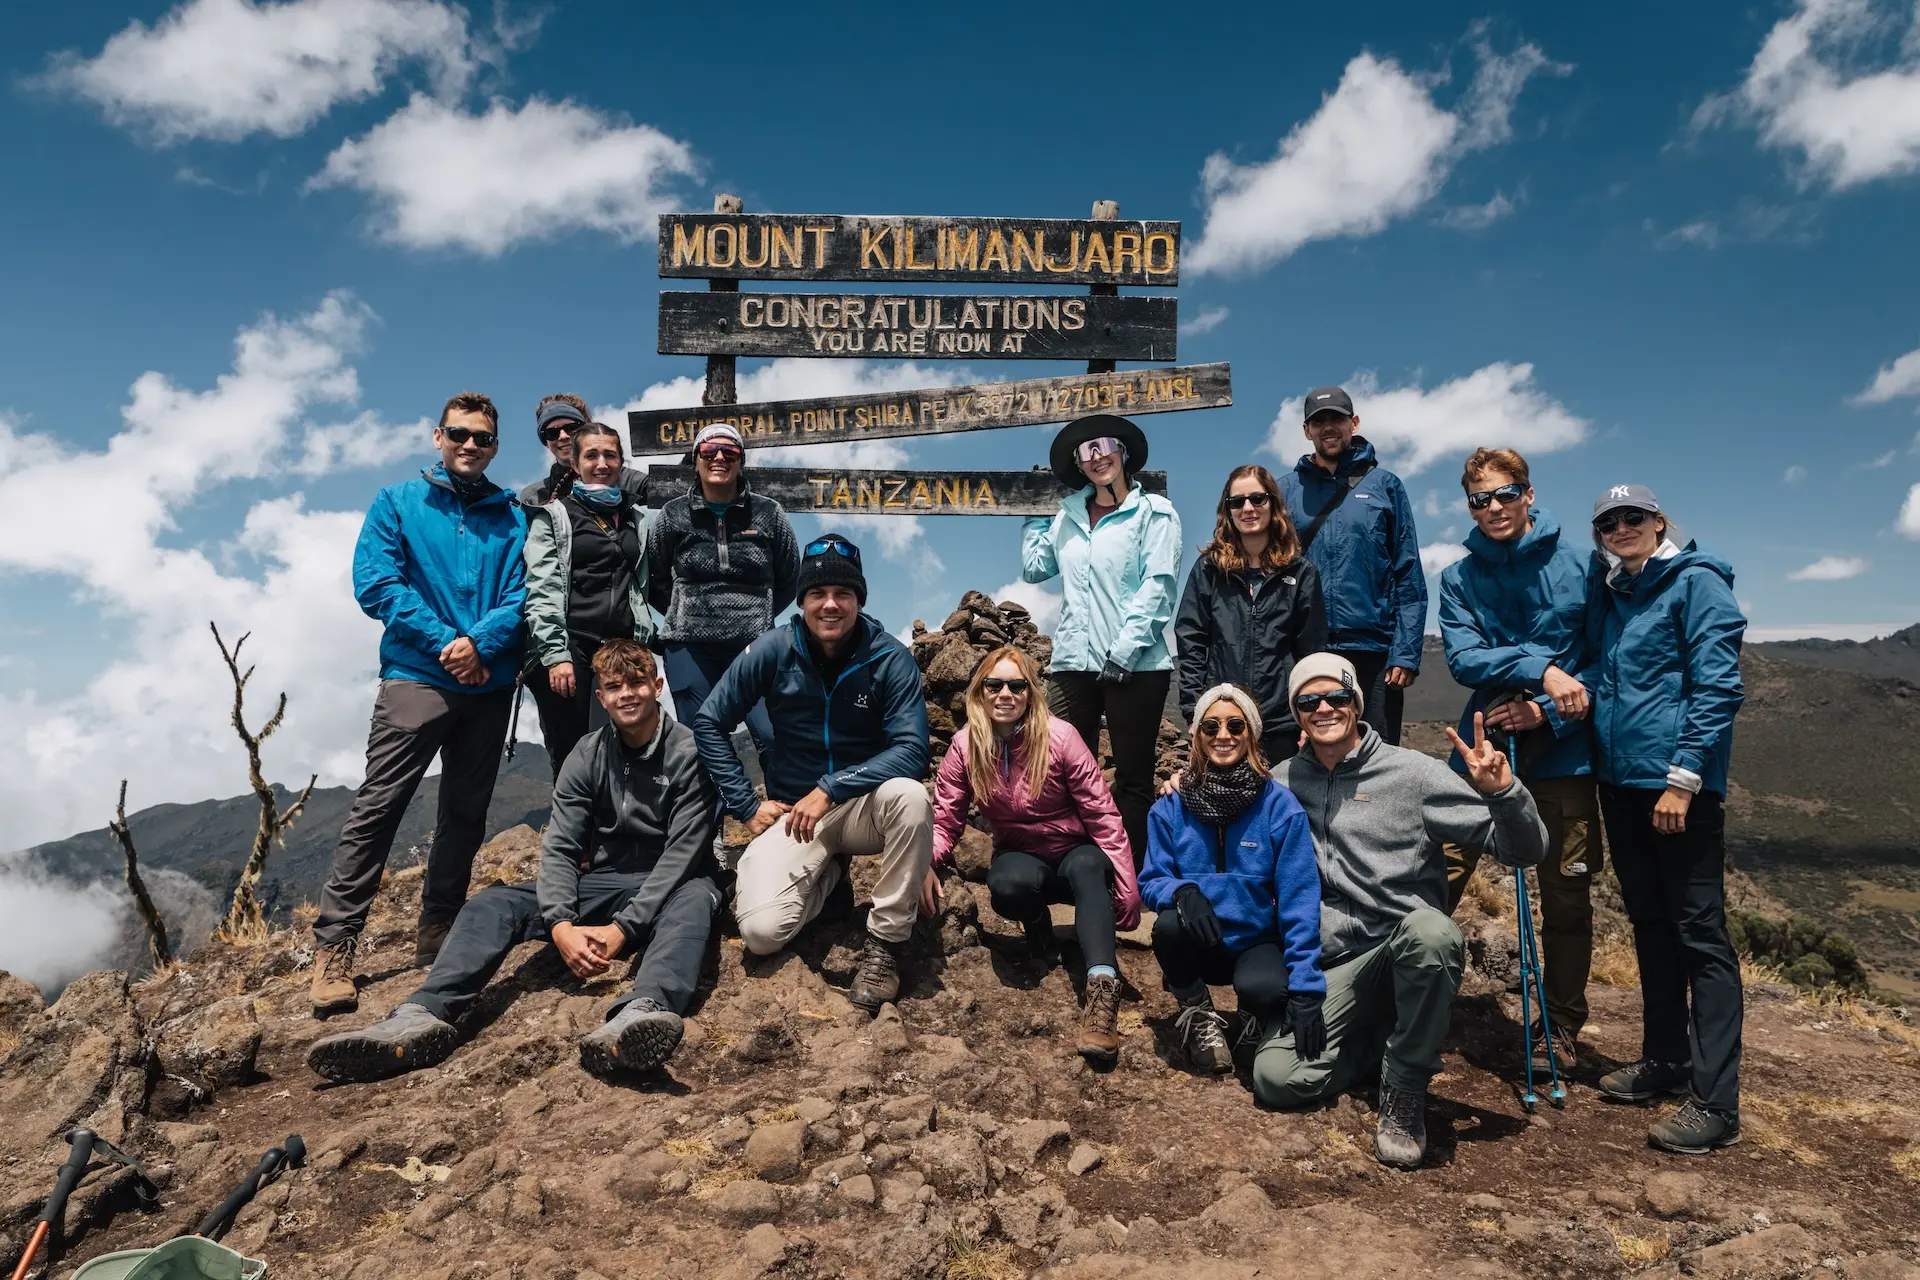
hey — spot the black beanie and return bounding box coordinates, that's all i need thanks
[795,533,867,606]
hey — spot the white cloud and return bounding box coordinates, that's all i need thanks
[1178,307,1230,337]
[1866,448,1898,468]
[1746,622,1908,640]
[40,0,474,144]
[311,95,699,255]
[1268,362,1588,478]
[0,293,429,848]
[1787,554,1869,580]
[1698,0,1920,189]
[1646,201,1820,251]
[1188,36,1566,274]
[1853,345,1920,404]
[1900,484,1920,538]
[987,580,1062,635]
[1784,464,1809,483]
[1420,543,1469,575]
[1420,488,1445,517]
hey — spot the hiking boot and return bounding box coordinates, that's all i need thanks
[1229,1010,1266,1071]
[1077,974,1123,1063]
[1374,1083,1429,1169]
[1528,1021,1582,1074]
[579,998,685,1077]
[414,917,454,968]
[1648,1100,1741,1154]
[1024,914,1058,965]
[1174,1000,1233,1074]
[308,1002,458,1083]
[848,933,904,1014]
[310,937,359,1017]
[1598,1058,1691,1103]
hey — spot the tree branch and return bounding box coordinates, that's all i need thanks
[110,780,171,968]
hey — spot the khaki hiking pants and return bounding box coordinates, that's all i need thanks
[732,777,933,955]
[1446,773,1601,1036]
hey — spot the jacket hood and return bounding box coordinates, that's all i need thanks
[1465,508,1562,566]
[1604,539,1734,596]
[423,463,509,505]
[1294,435,1379,478]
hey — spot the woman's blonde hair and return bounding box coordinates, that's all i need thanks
[964,646,1052,803]
[1187,690,1268,782]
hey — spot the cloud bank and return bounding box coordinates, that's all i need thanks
[1787,555,1869,581]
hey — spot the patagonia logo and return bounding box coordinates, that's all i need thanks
[1240,840,1259,849]
[1353,793,1372,803]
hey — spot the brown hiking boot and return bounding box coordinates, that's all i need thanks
[310,937,359,1017]
[848,933,903,1014]
[414,917,453,968]
[1078,973,1123,1063]
[1174,999,1233,1074]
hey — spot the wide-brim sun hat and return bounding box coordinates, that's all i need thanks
[1049,414,1149,491]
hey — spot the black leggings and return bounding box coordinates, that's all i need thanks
[526,653,604,780]
[1151,908,1291,1023]
[1049,669,1173,868]
[986,845,1118,971]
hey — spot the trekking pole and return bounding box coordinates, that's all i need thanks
[11,1129,159,1280]
[189,1135,306,1243]
[503,670,524,763]
[1506,732,1567,1110]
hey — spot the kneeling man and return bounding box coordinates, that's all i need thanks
[1254,653,1546,1168]
[309,640,720,1082]
[695,533,932,1015]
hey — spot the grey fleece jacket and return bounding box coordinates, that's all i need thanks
[1281,725,1547,966]
[537,714,717,940]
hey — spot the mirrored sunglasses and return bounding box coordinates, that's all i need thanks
[695,442,743,460]
[1199,716,1248,737]
[1592,508,1652,534]
[1466,483,1526,511]
[1074,436,1124,463]
[444,427,498,448]
[804,535,862,564]
[981,677,1030,695]
[1293,689,1357,713]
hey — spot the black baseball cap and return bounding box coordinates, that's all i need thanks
[1303,386,1354,421]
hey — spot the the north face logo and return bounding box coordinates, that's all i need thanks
[1609,485,1631,499]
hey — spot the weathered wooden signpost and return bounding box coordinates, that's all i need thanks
[634,196,1228,518]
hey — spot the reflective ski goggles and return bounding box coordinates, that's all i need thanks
[981,677,1030,695]
[1199,716,1249,737]
[804,535,862,564]
[1466,483,1526,511]
[1074,436,1124,464]
[1293,689,1358,713]
[1592,508,1652,535]
[443,427,498,448]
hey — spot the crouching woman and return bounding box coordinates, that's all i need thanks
[1140,685,1325,1075]
[922,646,1142,1064]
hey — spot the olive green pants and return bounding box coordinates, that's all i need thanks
[1446,774,1601,1037]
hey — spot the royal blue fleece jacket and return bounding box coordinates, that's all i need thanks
[1276,439,1425,669]
[693,612,930,819]
[351,466,527,695]
[1139,780,1325,993]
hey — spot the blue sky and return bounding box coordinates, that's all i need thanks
[2,0,1918,846]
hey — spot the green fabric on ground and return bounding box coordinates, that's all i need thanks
[72,1236,266,1280]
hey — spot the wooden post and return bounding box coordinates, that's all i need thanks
[703,193,742,407]
[1086,199,1119,377]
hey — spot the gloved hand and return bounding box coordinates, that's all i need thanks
[1172,884,1223,949]
[1287,990,1327,1062]
[1098,658,1132,685]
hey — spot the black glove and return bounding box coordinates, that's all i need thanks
[1288,990,1327,1062]
[1172,884,1223,949]
[1098,658,1132,685]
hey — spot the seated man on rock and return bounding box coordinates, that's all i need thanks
[1253,653,1547,1169]
[694,532,933,1016]
[308,640,721,1082]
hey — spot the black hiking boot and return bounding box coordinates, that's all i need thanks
[1648,1100,1741,1154]
[849,933,904,1014]
[308,1002,459,1083]
[414,916,455,968]
[1374,1082,1429,1169]
[1598,1058,1690,1103]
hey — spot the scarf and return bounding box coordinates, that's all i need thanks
[572,481,625,513]
[440,468,496,506]
[1179,760,1267,828]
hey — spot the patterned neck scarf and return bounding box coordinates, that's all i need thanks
[1178,759,1267,827]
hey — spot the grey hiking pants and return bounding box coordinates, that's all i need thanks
[312,679,513,946]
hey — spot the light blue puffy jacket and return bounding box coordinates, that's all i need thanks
[1020,482,1182,674]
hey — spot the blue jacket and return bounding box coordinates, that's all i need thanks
[1276,439,1425,669]
[694,612,930,819]
[352,467,528,694]
[1021,481,1182,674]
[1585,540,1747,795]
[1438,510,1594,781]
[1139,780,1325,992]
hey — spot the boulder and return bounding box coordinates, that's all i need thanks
[911,1130,988,1196]
[744,1120,807,1180]
[154,993,262,1093]
[1199,1183,1278,1235]
[0,971,44,1060]
[997,1118,1070,1167]
[1643,1170,1707,1219]
[1690,1224,1818,1279]
[711,1179,782,1224]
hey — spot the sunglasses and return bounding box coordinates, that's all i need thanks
[1293,689,1358,713]
[804,535,862,564]
[981,677,1030,695]
[696,442,743,461]
[537,422,578,444]
[1074,436,1124,464]
[1592,508,1652,535]
[1225,492,1271,511]
[1199,716,1248,737]
[1466,483,1527,511]
[443,427,498,448]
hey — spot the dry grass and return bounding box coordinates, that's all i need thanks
[1461,865,1507,917]
[755,1104,800,1124]
[1777,1092,1910,1123]
[1589,932,1640,987]
[1611,1230,1671,1263]
[689,1162,748,1199]
[944,1229,1024,1280]
[1467,1218,1500,1234]
[1319,1127,1360,1160]
[1116,1009,1146,1035]
[1892,1147,1920,1184]
[359,1209,408,1239]
[1741,1100,1826,1165]
[663,1136,715,1160]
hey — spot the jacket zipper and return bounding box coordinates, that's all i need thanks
[1214,824,1227,874]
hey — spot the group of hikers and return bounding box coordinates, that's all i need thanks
[303,384,1749,1171]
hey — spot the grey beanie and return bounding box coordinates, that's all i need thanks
[1192,683,1263,742]
[1287,652,1363,716]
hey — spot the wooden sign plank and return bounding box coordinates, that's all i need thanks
[643,466,1167,517]
[658,293,1178,361]
[628,364,1231,456]
[658,214,1180,286]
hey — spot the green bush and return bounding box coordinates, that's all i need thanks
[1727,909,1870,994]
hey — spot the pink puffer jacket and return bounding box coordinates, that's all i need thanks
[931,718,1142,930]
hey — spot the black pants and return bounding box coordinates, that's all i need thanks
[409,872,719,1024]
[314,680,513,945]
[664,641,774,761]
[526,653,606,780]
[1151,909,1292,1023]
[1050,669,1173,868]
[986,845,1118,971]
[1333,648,1404,746]
[1600,784,1742,1113]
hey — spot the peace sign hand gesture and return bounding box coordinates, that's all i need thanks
[1445,712,1515,796]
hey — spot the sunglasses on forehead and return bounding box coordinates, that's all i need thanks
[981,677,1030,695]
[1293,689,1357,713]
[804,535,861,564]
[1466,483,1526,511]
[443,426,498,448]
[1592,508,1652,534]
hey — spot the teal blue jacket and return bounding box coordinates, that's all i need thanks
[1020,482,1182,674]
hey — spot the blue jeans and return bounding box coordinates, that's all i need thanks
[664,641,773,761]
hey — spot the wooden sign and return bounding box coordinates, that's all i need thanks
[628,364,1231,455]
[643,466,1168,517]
[658,292,1177,361]
[659,214,1180,286]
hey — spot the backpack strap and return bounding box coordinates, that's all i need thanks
[1296,461,1376,553]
